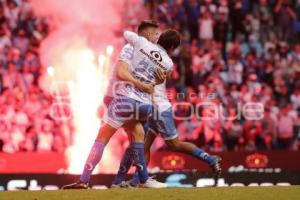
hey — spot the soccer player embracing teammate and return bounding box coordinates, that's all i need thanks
[62,20,221,190]
[112,24,221,188]
[62,20,177,189]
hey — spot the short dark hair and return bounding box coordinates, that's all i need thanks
[137,20,159,33]
[157,29,181,51]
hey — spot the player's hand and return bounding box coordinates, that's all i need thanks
[137,81,155,94]
[155,68,167,85]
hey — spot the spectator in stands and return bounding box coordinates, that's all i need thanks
[19,126,37,151]
[172,0,187,32]
[3,0,20,30]
[0,26,11,51]
[177,113,200,141]
[261,107,277,150]
[200,0,216,15]
[20,64,34,90]
[218,0,229,19]
[257,0,273,42]
[224,108,243,151]
[1,0,300,153]
[12,29,29,54]
[214,12,228,57]
[37,119,54,152]
[291,88,300,110]
[184,0,200,41]
[277,106,295,149]
[191,48,205,88]
[243,119,263,151]
[192,107,222,149]
[230,0,246,41]
[227,56,244,85]
[198,11,214,41]
[274,0,297,41]
[2,62,19,89]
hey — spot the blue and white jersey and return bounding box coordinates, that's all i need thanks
[104,44,134,98]
[117,31,174,105]
[153,82,172,112]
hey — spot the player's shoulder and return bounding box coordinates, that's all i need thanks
[157,46,173,66]
[139,36,152,46]
[122,43,134,50]
[120,43,134,55]
[119,43,134,61]
[165,55,174,68]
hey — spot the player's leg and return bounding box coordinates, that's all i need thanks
[112,121,166,188]
[62,123,117,189]
[165,137,221,175]
[144,131,157,165]
[112,121,148,186]
[128,122,166,188]
[159,108,221,176]
[79,123,117,183]
[79,95,118,184]
[62,97,126,189]
[110,98,151,186]
[112,101,166,188]
[130,130,157,186]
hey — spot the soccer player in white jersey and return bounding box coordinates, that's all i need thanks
[62,21,170,189]
[103,21,160,108]
[113,31,222,188]
[110,29,181,187]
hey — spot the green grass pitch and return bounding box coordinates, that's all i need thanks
[1,186,300,200]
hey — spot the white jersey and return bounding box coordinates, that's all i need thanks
[104,44,133,98]
[117,31,173,105]
[153,82,172,112]
[116,44,172,112]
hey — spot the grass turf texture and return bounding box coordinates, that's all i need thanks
[1,186,300,200]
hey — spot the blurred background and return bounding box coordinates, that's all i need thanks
[0,0,300,190]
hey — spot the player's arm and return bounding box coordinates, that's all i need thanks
[166,70,172,79]
[117,44,154,94]
[117,61,154,94]
[154,64,173,85]
[154,68,167,85]
[123,31,140,47]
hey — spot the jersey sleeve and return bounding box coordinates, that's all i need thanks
[123,31,141,47]
[166,58,174,73]
[118,44,134,65]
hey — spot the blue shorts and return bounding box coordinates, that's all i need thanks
[148,107,177,140]
[103,96,152,129]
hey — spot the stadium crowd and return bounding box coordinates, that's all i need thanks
[142,0,300,152]
[0,0,73,153]
[0,0,300,153]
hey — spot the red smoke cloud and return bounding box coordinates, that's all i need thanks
[30,0,128,174]
[30,0,123,68]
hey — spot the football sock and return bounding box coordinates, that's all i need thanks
[132,142,149,184]
[80,140,105,183]
[130,171,140,186]
[112,147,133,185]
[192,147,215,165]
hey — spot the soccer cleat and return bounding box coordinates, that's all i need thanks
[210,156,222,182]
[111,183,124,189]
[111,181,137,189]
[61,181,90,190]
[139,177,167,188]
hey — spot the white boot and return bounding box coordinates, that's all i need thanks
[139,177,167,188]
